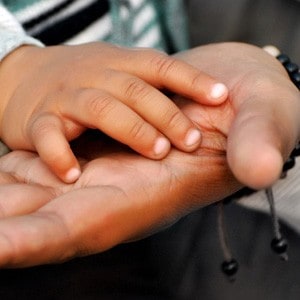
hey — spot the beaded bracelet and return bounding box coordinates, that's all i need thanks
[218,50,300,280]
[277,53,300,174]
[277,53,300,90]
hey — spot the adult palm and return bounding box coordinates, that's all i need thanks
[0,43,299,267]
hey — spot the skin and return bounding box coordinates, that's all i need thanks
[0,42,228,183]
[0,42,299,268]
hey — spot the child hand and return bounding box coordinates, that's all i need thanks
[0,42,228,183]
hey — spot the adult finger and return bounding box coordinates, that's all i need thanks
[0,187,133,267]
[0,171,17,185]
[0,184,53,218]
[0,169,187,268]
[0,150,66,188]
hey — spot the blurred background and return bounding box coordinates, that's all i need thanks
[0,0,300,299]
[187,0,300,61]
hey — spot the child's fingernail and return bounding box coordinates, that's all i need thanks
[185,128,201,147]
[154,137,170,156]
[65,167,81,183]
[211,83,228,99]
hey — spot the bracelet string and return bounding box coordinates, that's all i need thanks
[218,50,300,280]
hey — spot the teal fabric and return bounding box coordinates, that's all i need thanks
[2,0,190,53]
[153,0,190,52]
[109,0,189,52]
[2,0,42,12]
[110,0,135,47]
[104,0,167,51]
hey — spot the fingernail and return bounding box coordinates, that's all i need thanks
[185,128,201,147]
[154,137,170,156]
[65,167,81,183]
[211,83,228,99]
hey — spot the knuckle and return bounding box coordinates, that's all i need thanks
[128,119,149,141]
[124,78,149,103]
[31,116,57,138]
[29,117,70,164]
[162,109,185,131]
[86,93,115,119]
[189,73,204,90]
[235,72,275,98]
[150,53,177,78]
[47,148,70,165]
[251,73,275,91]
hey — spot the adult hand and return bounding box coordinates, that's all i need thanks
[175,42,300,189]
[0,42,299,267]
[0,127,238,267]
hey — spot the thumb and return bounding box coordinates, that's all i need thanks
[227,92,300,190]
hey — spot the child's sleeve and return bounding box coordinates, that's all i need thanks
[0,3,44,61]
[0,3,44,156]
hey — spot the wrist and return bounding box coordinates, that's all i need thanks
[0,45,40,138]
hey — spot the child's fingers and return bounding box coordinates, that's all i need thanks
[62,89,172,159]
[118,49,228,105]
[93,70,202,152]
[28,113,81,183]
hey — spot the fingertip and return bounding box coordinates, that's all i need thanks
[230,143,283,190]
[249,147,283,189]
[209,83,228,103]
[64,167,81,183]
[184,128,202,149]
[153,137,171,158]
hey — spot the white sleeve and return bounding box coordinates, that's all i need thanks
[0,4,44,61]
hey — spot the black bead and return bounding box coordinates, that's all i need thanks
[291,71,300,82]
[221,259,239,277]
[271,237,288,254]
[282,157,295,173]
[291,72,300,89]
[285,62,299,75]
[277,54,290,65]
[291,143,300,157]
